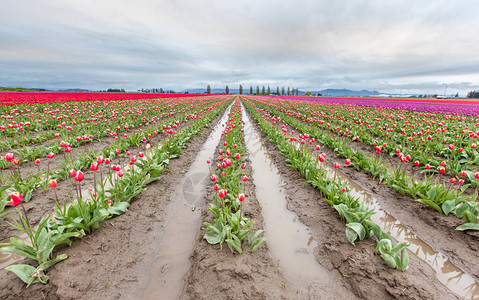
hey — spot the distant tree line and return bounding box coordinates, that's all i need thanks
[106,88,126,93]
[467,90,479,98]
[205,85,301,95]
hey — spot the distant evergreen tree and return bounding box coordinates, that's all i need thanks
[455,92,459,98]
[467,90,479,98]
[256,86,260,95]
[287,87,290,96]
[282,87,285,95]
[206,85,211,94]
[160,88,164,93]
[276,87,280,95]
[239,85,243,95]
[250,86,253,95]
[267,86,271,95]
[225,85,229,95]
[262,86,265,95]
[295,88,299,96]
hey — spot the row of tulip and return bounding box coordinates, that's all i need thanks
[0,98,231,286]
[0,92,204,107]
[0,96,221,167]
[247,97,479,231]
[254,96,479,181]
[202,99,266,254]
[0,99,228,221]
[242,97,410,270]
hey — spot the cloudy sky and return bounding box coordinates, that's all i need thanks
[1,0,478,95]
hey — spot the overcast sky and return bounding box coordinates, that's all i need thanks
[1,0,478,95]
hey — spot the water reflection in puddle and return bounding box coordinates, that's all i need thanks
[0,233,30,269]
[241,107,335,293]
[322,161,479,299]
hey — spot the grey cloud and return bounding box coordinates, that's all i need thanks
[1,0,478,94]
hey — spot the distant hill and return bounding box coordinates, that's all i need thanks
[0,87,48,92]
[313,89,382,97]
[58,88,91,92]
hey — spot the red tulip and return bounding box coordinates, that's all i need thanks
[238,193,245,202]
[241,163,247,169]
[5,153,14,162]
[334,163,340,168]
[345,158,351,165]
[242,175,248,182]
[10,192,23,206]
[90,162,99,171]
[97,156,104,164]
[69,169,77,177]
[414,161,420,167]
[210,174,217,181]
[214,184,219,191]
[218,190,227,198]
[35,159,40,164]
[49,179,57,188]
[438,167,445,174]
[425,164,431,170]
[440,161,446,167]
[47,152,54,159]
[75,170,84,181]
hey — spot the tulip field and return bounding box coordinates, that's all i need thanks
[0,92,479,299]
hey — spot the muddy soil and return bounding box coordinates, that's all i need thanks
[0,111,224,299]
[246,108,459,299]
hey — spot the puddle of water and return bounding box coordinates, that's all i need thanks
[321,161,479,300]
[241,107,334,293]
[141,106,231,300]
[0,233,30,269]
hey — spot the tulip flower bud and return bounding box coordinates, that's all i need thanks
[49,179,57,188]
[75,170,84,181]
